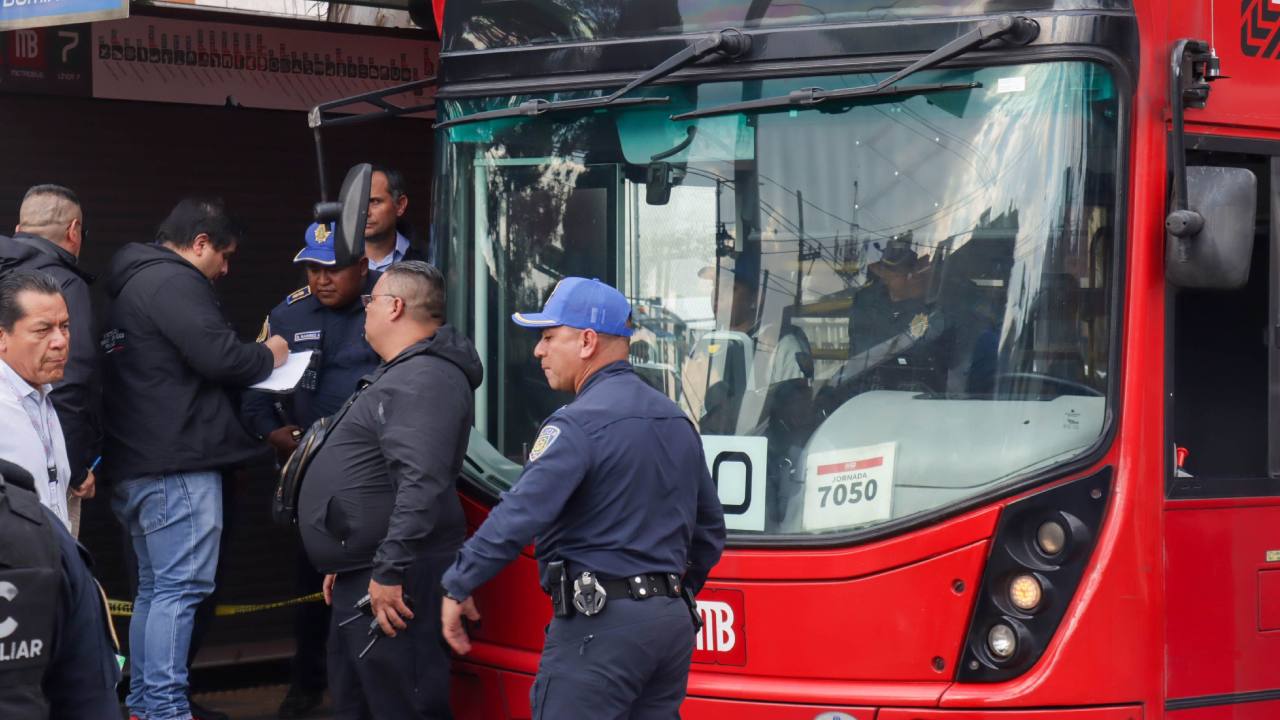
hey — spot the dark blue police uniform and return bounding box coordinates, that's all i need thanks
[242,221,380,437]
[242,273,381,436]
[441,278,726,719]
[240,223,382,708]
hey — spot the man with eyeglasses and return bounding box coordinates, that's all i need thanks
[241,221,380,719]
[297,261,482,719]
[0,185,100,537]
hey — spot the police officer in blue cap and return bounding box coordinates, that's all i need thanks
[242,221,380,718]
[440,277,726,718]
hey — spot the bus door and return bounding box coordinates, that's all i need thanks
[1166,147,1280,718]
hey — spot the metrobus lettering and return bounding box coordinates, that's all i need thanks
[695,600,736,654]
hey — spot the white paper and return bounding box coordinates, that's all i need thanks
[248,351,313,393]
[996,76,1026,94]
[802,442,896,531]
[701,435,768,532]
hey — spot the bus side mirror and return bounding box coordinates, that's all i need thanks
[1165,166,1256,289]
[314,163,373,266]
[646,161,674,205]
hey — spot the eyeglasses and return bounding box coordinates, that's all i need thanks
[360,294,400,307]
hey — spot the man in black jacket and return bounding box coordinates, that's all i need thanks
[100,197,288,720]
[0,458,121,720]
[298,261,481,720]
[0,185,100,535]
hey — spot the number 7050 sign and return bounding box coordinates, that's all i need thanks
[803,442,896,531]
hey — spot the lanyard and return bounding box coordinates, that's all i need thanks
[4,373,59,484]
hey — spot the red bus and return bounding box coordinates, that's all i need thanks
[415,1,1280,718]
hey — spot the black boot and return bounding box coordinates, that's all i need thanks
[277,685,324,719]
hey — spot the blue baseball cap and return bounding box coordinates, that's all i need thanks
[512,277,633,337]
[292,222,339,266]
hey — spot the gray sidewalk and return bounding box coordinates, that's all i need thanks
[191,685,333,720]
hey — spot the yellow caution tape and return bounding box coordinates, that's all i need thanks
[108,592,324,618]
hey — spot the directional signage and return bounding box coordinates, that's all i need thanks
[0,12,439,115]
[0,0,127,32]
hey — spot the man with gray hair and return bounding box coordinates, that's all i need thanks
[0,269,75,528]
[297,261,481,719]
[0,185,100,534]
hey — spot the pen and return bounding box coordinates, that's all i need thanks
[89,456,102,473]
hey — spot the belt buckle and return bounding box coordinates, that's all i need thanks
[572,572,607,616]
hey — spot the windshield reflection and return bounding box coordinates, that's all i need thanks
[440,60,1119,536]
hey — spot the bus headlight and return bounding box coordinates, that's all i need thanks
[1036,520,1067,557]
[1009,574,1043,611]
[987,624,1017,660]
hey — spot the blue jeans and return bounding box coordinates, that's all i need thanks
[112,471,223,720]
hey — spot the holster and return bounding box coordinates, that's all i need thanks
[543,560,574,618]
[681,585,704,632]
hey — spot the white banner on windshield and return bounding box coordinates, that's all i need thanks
[701,435,767,532]
[802,442,895,531]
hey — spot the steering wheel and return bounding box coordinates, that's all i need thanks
[993,372,1103,397]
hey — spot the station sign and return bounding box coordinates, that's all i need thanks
[0,10,438,117]
[0,0,126,32]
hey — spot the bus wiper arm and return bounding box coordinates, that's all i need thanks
[672,80,982,120]
[672,15,1037,122]
[435,27,751,130]
[434,96,671,129]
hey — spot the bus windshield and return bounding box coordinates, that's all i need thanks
[438,60,1120,539]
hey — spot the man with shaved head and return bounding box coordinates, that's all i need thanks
[0,185,100,535]
[297,261,481,718]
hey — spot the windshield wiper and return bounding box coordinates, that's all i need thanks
[672,80,982,120]
[671,15,1038,122]
[435,28,751,130]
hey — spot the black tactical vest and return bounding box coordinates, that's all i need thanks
[0,475,61,719]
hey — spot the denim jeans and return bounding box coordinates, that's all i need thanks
[112,471,223,720]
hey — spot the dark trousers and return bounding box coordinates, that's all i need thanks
[327,554,453,720]
[291,544,329,692]
[531,596,695,720]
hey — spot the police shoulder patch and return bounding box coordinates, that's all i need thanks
[286,286,311,305]
[528,424,562,462]
[256,315,270,342]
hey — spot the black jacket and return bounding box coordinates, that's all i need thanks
[0,233,101,487]
[0,460,120,720]
[298,325,483,585]
[99,243,274,480]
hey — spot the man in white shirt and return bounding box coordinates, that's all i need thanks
[364,166,426,272]
[0,269,78,529]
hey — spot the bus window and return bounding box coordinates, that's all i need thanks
[1170,150,1279,498]
[441,60,1121,537]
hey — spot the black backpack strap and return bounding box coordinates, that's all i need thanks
[272,378,370,525]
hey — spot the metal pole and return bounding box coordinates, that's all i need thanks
[795,189,804,306]
[313,126,330,202]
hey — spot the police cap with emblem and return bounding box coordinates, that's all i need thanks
[512,277,633,337]
[292,222,347,267]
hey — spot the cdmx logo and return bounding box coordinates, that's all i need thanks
[1241,0,1280,59]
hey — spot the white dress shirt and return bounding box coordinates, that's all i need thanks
[0,356,71,528]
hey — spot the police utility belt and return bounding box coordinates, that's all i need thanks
[546,561,682,618]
